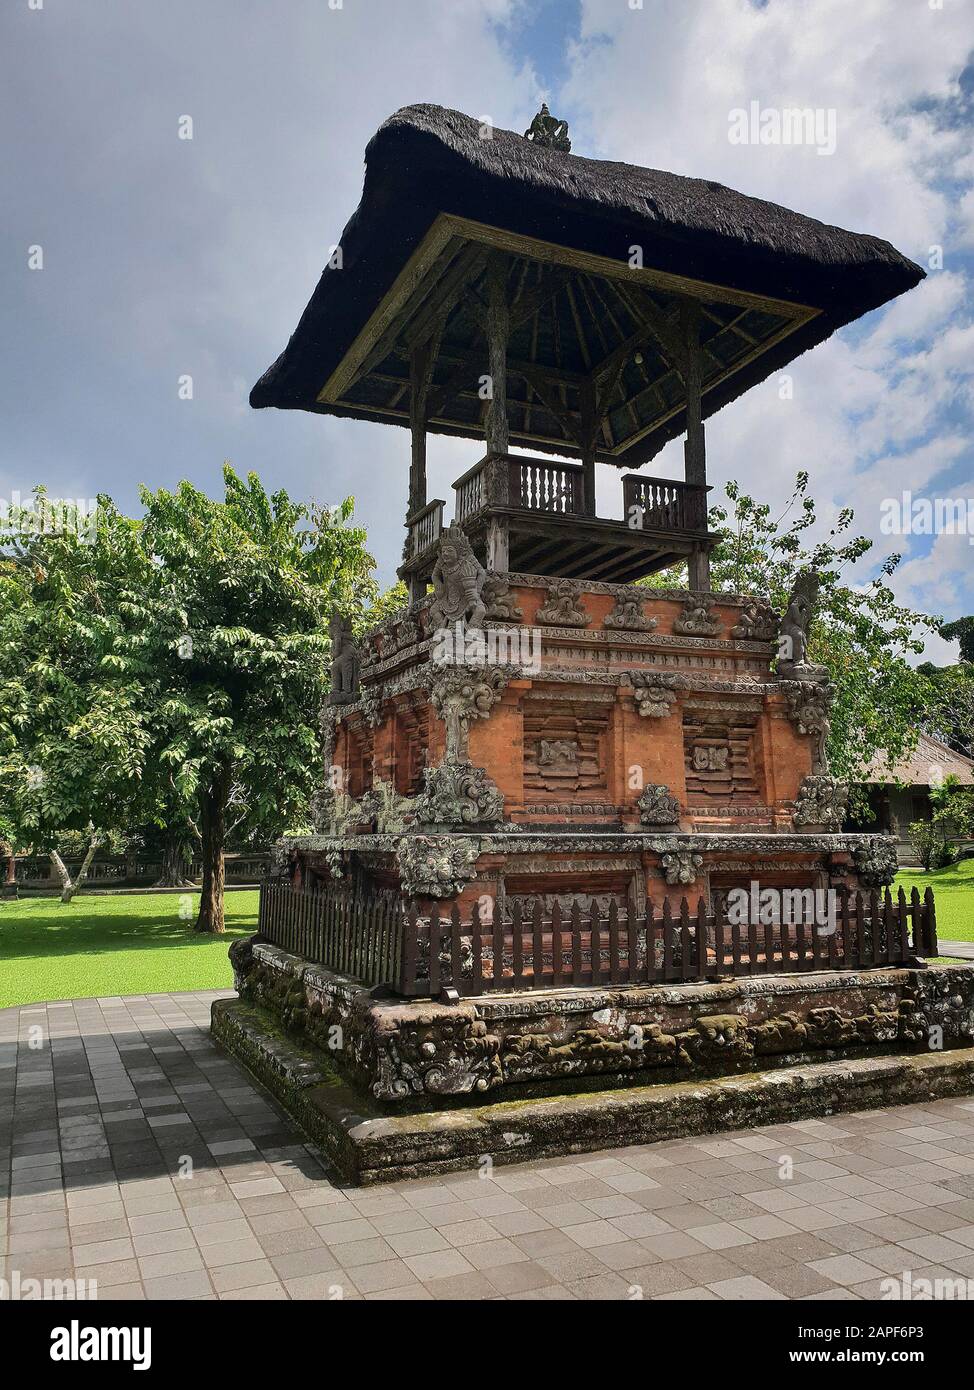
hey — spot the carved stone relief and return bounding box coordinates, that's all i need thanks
[604,587,658,631]
[637,784,681,826]
[673,594,722,637]
[793,775,850,829]
[536,578,589,627]
[429,524,487,629]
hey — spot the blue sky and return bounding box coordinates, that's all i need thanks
[3,0,972,660]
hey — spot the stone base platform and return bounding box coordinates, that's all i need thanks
[211,997,974,1185]
[228,937,974,1106]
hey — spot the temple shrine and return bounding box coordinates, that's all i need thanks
[215,105,972,1182]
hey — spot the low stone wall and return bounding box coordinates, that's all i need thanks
[229,935,974,1109]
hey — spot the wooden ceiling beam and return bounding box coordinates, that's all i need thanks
[349,242,492,390]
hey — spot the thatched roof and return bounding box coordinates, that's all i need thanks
[864,733,974,788]
[251,104,924,466]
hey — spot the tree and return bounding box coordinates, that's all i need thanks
[918,656,974,759]
[0,492,154,900]
[910,775,974,870]
[0,473,377,923]
[643,473,940,782]
[940,616,974,663]
[134,467,375,932]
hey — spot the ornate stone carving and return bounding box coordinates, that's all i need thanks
[732,597,780,643]
[358,683,385,729]
[536,578,589,627]
[308,782,334,834]
[396,834,479,899]
[673,594,721,637]
[523,102,571,152]
[793,775,849,829]
[780,678,836,775]
[661,848,704,885]
[691,744,729,773]
[637,784,681,827]
[853,836,898,888]
[415,762,504,828]
[629,670,687,718]
[604,587,658,631]
[361,777,414,834]
[429,523,487,629]
[319,703,339,770]
[483,573,523,622]
[428,666,509,761]
[328,611,359,704]
[777,571,830,681]
[538,738,578,771]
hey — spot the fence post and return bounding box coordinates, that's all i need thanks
[923,888,938,959]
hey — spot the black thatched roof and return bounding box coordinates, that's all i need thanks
[251,104,924,466]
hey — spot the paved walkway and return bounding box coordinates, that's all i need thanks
[941,940,974,962]
[2,993,974,1301]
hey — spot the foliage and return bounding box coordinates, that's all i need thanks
[0,492,155,853]
[359,580,409,634]
[909,775,974,871]
[917,662,974,758]
[0,470,377,925]
[940,615,974,663]
[643,473,940,781]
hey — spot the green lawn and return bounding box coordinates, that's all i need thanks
[0,865,970,1011]
[895,858,974,942]
[0,891,257,1009]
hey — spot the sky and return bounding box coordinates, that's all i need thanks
[3,0,973,662]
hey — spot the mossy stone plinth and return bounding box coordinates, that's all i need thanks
[211,996,974,1185]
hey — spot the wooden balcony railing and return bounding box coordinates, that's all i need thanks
[258,881,938,999]
[454,453,585,520]
[452,454,709,534]
[508,455,584,513]
[622,474,709,531]
[405,498,444,560]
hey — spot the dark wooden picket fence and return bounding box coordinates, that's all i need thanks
[257,880,938,999]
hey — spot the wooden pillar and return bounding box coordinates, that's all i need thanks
[408,341,431,517]
[680,304,710,592]
[484,257,510,457]
[484,257,510,571]
[579,377,597,517]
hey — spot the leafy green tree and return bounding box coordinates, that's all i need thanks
[0,493,154,900]
[911,775,974,870]
[940,616,974,663]
[917,661,974,758]
[644,473,939,781]
[1,472,376,923]
[133,468,375,932]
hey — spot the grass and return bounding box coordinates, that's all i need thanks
[0,891,257,1009]
[895,857,974,942]
[0,862,970,1010]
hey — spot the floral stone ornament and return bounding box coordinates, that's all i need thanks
[637,784,681,826]
[629,670,687,718]
[415,761,504,828]
[661,848,704,886]
[793,775,849,829]
[396,834,480,899]
[428,664,509,761]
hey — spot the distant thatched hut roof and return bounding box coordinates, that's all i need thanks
[251,104,924,466]
[864,732,974,789]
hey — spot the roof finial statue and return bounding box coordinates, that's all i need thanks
[524,102,571,153]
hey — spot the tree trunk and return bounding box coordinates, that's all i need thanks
[1,839,16,898]
[51,833,102,903]
[74,832,103,897]
[154,833,195,888]
[194,768,229,933]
